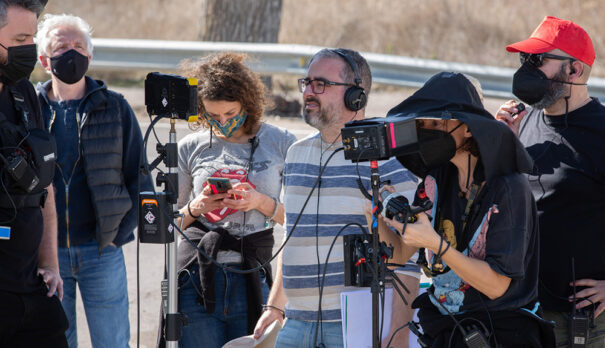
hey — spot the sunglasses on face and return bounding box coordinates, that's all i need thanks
[519,52,575,67]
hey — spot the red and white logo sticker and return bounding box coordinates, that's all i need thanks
[145,211,156,224]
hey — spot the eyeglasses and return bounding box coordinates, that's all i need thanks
[519,52,575,67]
[297,77,354,94]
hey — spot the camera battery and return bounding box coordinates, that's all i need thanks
[139,191,174,244]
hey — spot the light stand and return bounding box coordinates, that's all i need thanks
[140,117,186,347]
[369,160,383,348]
[139,72,198,347]
[163,118,184,347]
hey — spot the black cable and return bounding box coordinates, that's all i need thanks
[141,114,346,275]
[136,114,166,348]
[477,291,498,347]
[384,322,411,348]
[136,168,141,348]
[177,268,204,299]
[447,317,491,348]
[428,292,469,341]
[141,117,349,347]
[137,114,173,348]
[148,113,162,145]
[385,269,410,303]
[379,286,385,347]
[315,140,325,343]
[428,291,491,348]
[0,169,17,224]
[380,271,413,347]
[354,149,373,201]
[386,262,413,268]
[171,146,345,275]
[388,271,410,306]
[313,222,366,348]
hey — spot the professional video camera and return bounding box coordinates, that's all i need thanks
[340,114,437,347]
[144,72,198,121]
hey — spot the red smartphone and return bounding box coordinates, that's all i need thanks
[206,177,233,195]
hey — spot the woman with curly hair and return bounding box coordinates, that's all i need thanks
[174,52,297,347]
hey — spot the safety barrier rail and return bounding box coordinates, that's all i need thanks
[90,38,605,100]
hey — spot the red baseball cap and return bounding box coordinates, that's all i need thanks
[506,16,595,67]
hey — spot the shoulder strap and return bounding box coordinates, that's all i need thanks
[7,84,32,130]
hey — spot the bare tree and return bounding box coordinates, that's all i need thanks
[198,0,284,106]
[199,0,282,43]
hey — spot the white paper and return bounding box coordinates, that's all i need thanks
[340,288,393,348]
[222,319,281,348]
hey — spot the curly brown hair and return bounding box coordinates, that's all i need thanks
[180,52,270,134]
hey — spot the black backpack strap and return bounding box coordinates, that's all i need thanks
[7,84,32,130]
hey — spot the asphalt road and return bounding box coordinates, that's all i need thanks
[71,87,507,348]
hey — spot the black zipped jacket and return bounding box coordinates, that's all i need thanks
[37,77,151,250]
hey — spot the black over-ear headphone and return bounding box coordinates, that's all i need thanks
[331,49,367,111]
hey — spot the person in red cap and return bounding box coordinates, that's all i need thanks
[496,16,605,347]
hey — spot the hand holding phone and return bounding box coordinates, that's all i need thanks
[206,177,233,194]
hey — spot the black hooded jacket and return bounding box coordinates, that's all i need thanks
[387,71,533,180]
[386,73,552,346]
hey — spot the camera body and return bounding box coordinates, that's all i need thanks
[145,72,198,121]
[343,233,393,287]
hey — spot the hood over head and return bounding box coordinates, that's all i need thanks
[387,71,533,181]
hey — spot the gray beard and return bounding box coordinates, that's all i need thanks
[531,69,570,110]
[302,108,330,130]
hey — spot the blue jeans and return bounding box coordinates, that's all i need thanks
[178,264,270,348]
[59,241,130,348]
[275,318,344,348]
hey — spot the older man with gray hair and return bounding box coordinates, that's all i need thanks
[35,13,150,348]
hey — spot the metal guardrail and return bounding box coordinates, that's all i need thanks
[90,38,605,100]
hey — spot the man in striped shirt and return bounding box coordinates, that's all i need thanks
[254,48,420,347]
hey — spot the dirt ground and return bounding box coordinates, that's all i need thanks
[70,87,507,348]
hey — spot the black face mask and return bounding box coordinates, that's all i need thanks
[512,62,587,108]
[50,49,89,84]
[0,43,37,85]
[396,127,457,178]
[512,62,551,105]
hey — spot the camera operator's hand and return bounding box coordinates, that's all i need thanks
[223,182,265,212]
[385,213,440,251]
[189,185,229,216]
[253,307,284,340]
[571,279,605,318]
[38,266,63,300]
[495,100,528,136]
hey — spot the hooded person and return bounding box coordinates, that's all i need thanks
[378,72,555,346]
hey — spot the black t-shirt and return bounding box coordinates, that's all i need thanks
[0,79,46,294]
[519,98,605,311]
[418,163,539,313]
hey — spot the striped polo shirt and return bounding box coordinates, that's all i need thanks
[282,133,419,322]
